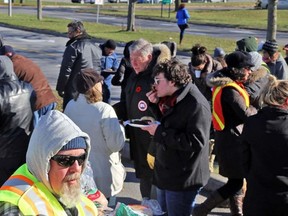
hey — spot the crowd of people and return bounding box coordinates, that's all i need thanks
[0,19,288,216]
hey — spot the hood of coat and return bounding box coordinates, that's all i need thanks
[65,32,91,47]
[206,69,234,88]
[153,43,171,64]
[0,55,18,81]
[26,110,91,193]
[246,65,268,84]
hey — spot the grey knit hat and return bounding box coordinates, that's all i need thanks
[262,40,278,54]
[249,51,262,72]
[61,137,86,151]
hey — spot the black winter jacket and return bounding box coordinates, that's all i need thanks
[207,70,257,178]
[152,82,211,191]
[124,44,171,178]
[0,56,34,185]
[56,34,102,108]
[242,106,288,215]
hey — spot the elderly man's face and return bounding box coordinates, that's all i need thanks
[49,149,85,195]
[130,50,152,74]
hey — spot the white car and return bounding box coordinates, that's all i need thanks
[260,0,288,9]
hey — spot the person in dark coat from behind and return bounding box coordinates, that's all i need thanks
[0,45,57,126]
[0,56,34,186]
[242,75,288,216]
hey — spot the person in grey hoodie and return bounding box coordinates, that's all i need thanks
[0,110,98,215]
[0,56,34,186]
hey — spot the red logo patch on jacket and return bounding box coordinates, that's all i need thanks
[136,86,142,93]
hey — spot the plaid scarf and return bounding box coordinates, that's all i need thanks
[158,88,184,114]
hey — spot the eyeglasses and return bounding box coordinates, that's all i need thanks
[154,77,166,85]
[51,153,86,168]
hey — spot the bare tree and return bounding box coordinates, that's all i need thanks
[127,0,138,31]
[266,0,278,40]
[175,0,180,12]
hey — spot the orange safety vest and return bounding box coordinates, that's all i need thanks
[0,164,98,216]
[212,82,250,131]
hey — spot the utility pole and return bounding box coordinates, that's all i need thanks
[8,0,12,17]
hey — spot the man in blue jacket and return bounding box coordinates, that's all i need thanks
[99,39,119,104]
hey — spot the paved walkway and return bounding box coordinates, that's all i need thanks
[117,141,231,215]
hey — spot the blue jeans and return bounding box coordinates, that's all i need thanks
[103,74,112,104]
[157,187,201,216]
[33,102,57,127]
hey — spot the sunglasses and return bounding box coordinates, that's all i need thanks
[51,153,86,168]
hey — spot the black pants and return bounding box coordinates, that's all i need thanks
[217,178,244,199]
[178,24,187,44]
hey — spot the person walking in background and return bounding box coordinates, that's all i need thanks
[0,56,34,186]
[241,75,288,216]
[142,59,211,216]
[112,40,135,102]
[261,39,288,80]
[176,3,190,45]
[56,20,102,109]
[99,39,119,104]
[0,110,98,215]
[0,45,57,126]
[64,68,126,202]
[123,38,171,200]
[193,51,257,216]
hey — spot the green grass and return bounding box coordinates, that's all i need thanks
[0,13,236,54]
[0,1,287,54]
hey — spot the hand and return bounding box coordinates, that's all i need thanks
[146,90,158,104]
[141,123,158,135]
[147,153,155,169]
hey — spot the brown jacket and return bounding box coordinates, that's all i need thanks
[11,54,56,110]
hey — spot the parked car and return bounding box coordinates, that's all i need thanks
[108,0,127,3]
[71,0,95,3]
[260,0,288,9]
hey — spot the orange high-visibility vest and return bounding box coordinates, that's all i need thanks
[0,164,98,216]
[212,82,250,131]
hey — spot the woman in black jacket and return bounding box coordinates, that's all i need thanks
[242,75,288,216]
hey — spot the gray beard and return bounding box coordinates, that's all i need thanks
[59,175,82,208]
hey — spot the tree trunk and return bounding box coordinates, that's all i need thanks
[127,0,137,31]
[175,0,180,12]
[266,0,278,40]
[37,0,42,20]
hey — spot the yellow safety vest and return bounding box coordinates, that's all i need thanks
[0,164,98,216]
[212,82,250,131]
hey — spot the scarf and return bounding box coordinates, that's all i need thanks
[158,87,184,114]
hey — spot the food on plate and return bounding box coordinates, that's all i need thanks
[130,116,155,125]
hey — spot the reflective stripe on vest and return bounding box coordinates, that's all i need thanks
[212,82,250,131]
[0,164,98,216]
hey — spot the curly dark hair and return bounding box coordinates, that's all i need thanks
[152,59,191,87]
[191,44,207,67]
